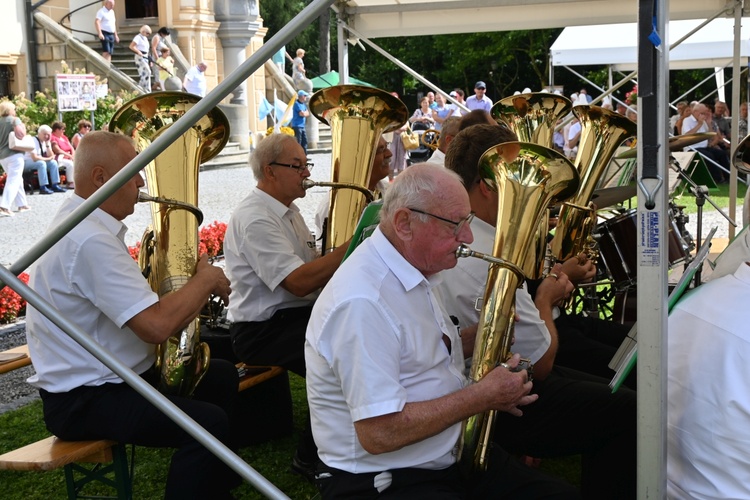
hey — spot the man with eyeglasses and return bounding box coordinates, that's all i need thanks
[223,133,350,481]
[305,163,579,499]
[438,123,637,499]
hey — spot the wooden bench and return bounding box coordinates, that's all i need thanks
[0,344,31,375]
[0,350,283,498]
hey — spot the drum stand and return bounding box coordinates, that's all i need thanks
[669,156,736,286]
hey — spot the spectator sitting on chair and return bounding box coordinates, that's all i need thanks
[24,125,65,194]
[71,120,92,150]
[50,122,75,188]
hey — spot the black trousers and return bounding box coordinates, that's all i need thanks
[230,305,317,462]
[316,448,580,499]
[40,359,240,499]
[554,313,637,390]
[495,366,637,500]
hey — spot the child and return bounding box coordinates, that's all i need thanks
[156,47,175,90]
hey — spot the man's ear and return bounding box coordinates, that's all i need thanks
[477,178,495,199]
[91,165,107,188]
[392,208,414,241]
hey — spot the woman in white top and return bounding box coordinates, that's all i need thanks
[129,25,152,92]
[150,27,170,89]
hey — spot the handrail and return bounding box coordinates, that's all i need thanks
[59,0,102,39]
[3,0,337,496]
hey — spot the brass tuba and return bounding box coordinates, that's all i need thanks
[491,92,572,149]
[309,85,408,254]
[457,142,579,474]
[110,92,229,397]
[549,105,637,262]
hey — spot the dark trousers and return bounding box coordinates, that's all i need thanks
[495,366,637,500]
[554,313,636,390]
[316,448,580,499]
[40,359,240,499]
[293,126,308,153]
[231,305,317,462]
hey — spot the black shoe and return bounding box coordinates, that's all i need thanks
[50,184,66,193]
[38,185,53,195]
[290,452,317,483]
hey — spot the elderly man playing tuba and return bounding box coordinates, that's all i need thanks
[438,123,637,499]
[224,132,350,481]
[305,163,579,499]
[25,131,240,498]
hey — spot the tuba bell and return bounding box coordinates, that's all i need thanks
[110,91,229,397]
[457,142,579,474]
[491,92,572,149]
[309,85,408,254]
[549,105,637,262]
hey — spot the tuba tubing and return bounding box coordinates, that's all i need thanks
[457,142,579,474]
[549,105,636,262]
[110,92,229,397]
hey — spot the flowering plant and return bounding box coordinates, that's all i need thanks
[266,126,295,137]
[0,273,30,324]
[625,85,638,105]
[127,221,227,261]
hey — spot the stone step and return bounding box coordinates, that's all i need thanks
[201,141,249,171]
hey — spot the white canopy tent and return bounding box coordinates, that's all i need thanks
[551,17,750,71]
[339,0,736,38]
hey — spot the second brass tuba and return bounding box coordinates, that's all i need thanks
[491,92,572,149]
[110,92,229,397]
[549,105,637,262]
[457,142,579,474]
[309,85,408,254]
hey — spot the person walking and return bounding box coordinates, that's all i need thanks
[183,62,207,97]
[129,25,152,92]
[94,0,119,63]
[0,101,30,217]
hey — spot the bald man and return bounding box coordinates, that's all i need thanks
[26,131,241,498]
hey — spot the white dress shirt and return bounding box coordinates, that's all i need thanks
[306,228,466,473]
[26,195,158,392]
[667,262,750,499]
[224,187,319,323]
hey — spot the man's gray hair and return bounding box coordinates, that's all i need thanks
[380,163,463,225]
[249,133,298,180]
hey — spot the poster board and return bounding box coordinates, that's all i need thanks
[55,74,97,112]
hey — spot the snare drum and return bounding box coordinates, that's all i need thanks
[595,209,690,285]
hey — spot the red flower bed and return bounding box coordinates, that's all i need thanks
[0,273,30,324]
[128,221,227,260]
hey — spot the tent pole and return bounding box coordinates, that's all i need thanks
[636,0,669,495]
[730,0,743,239]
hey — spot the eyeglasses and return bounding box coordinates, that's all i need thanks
[408,208,475,236]
[83,125,91,129]
[269,161,314,173]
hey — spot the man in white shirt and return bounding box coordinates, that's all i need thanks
[465,81,493,112]
[223,133,349,480]
[183,62,208,97]
[427,116,460,166]
[306,163,579,498]
[668,261,750,499]
[439,124,637,499]
[26,131,239,498]
[94,0,119,63]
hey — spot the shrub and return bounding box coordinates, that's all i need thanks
[128,221,228,261]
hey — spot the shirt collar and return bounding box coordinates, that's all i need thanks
[68,194,129,242]
[253,186,301,219]
[370,227,443,292]
[732,262,750,284]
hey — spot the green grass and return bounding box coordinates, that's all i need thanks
[0,374,580,499]
[670,179,747,215]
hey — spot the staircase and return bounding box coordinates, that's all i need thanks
[202,141,249,171]
[309,123,332,154]
[84,24,150,88]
